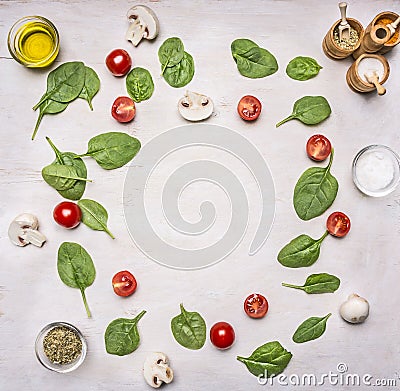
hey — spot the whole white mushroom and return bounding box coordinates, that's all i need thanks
[339,293,369,324]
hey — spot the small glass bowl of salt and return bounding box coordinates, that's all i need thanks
[352,145,400,197]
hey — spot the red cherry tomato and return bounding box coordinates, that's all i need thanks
[111,96,136,123]
[326,212,351,237]
[237,95,262,121]
[53,201,81,229]
[244,293,269,319]
[112,271,137,297]
[105,49,132,76]
[306,134,332,161]
[210,322,235,349]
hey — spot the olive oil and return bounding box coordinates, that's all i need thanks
[8,16,59,67]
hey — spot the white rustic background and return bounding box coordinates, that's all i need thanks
[1,1,400,390]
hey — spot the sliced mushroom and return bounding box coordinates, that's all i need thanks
[178,91,214,121]
[143,352,174,388]
[8,213,46,247]
[126,5,160,46]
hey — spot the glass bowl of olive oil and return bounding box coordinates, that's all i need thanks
[8,16,59,68]
[35,322,87,373]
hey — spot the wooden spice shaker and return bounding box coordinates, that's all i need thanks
[352,24,391,59]
[323,18,364,59]
[375,12,400,54]
[346,54,390,95]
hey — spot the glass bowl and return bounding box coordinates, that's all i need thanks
[352,145,400,197]
[35,322,87,373]
[7,16,59,68]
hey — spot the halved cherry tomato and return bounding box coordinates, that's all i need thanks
[210,322,235,350]
[327,212,351,237]
[112,271,137,297]
[53,201,81,229]
[244,293,269,319]
[111,96,136,123]
[105,49,132,77]
[306,134,332,161]
[237,95,262,121]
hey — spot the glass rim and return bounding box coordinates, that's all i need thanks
[7,15,59,67]
[352,144,400,197]
[35,321,87,373]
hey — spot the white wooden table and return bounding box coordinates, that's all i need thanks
[1,1,400,390]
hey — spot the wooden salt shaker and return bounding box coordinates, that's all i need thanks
[323,17,364,59]
[346,54,390,95]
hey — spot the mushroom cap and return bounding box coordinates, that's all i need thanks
[127,5,160,40]
[178,91,214,121]
[339,293,369,323]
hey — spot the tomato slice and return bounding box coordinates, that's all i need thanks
[244,293,269,319]
[210,322,235,350]
[237,95,262,121]
[112,271,137,297]
[53,201,81,229]
[306,134,332,161]
[111,96,136,123]
[326,212,351,237]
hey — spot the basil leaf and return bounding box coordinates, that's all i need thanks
[42,164,91,191]
[233,45,278,78]
[237,341,292,378]
[277,231,328,268]
[46,137,88,200]
[158,37,185,74]
[163,51,195,88]
[292,313,332,343]
[276,96,331,127]
[77,199,115,239]
[293,149,338,220]
[80,132,141,170]
[33,62,86,109]
[282,273,340,294]
[32,99,68,140]
[79,66,100,110]
[231,38,259,56]
[104,310,146,356]
[126,67,154,103]
[57,242,96,317]
[286,56,322,81]
[170,303,206,350]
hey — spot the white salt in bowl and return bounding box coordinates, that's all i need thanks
[352,145,400,197]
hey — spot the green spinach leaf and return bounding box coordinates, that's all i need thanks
[77,199,115,239]
[78,132,141,170]
[79,66,100,110]
[286,56,322,81]
[170,303,206,350]
[57,242,96,317]
[282,273,340,294]
[42,164,91,191]
[232,44,278,78]
[46,137,88,200]
[163,51,195,88]
[126,67,154,103]
[33,62,86,110]
[293,149,338,220]
[32,99,68,140]
[231,38,259,56]
[276,96,331,127]
[158,37,185,74]
[237,341,292,378]
[277,231,328,268]
[292,313,331,343]
[104,310,146,356]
